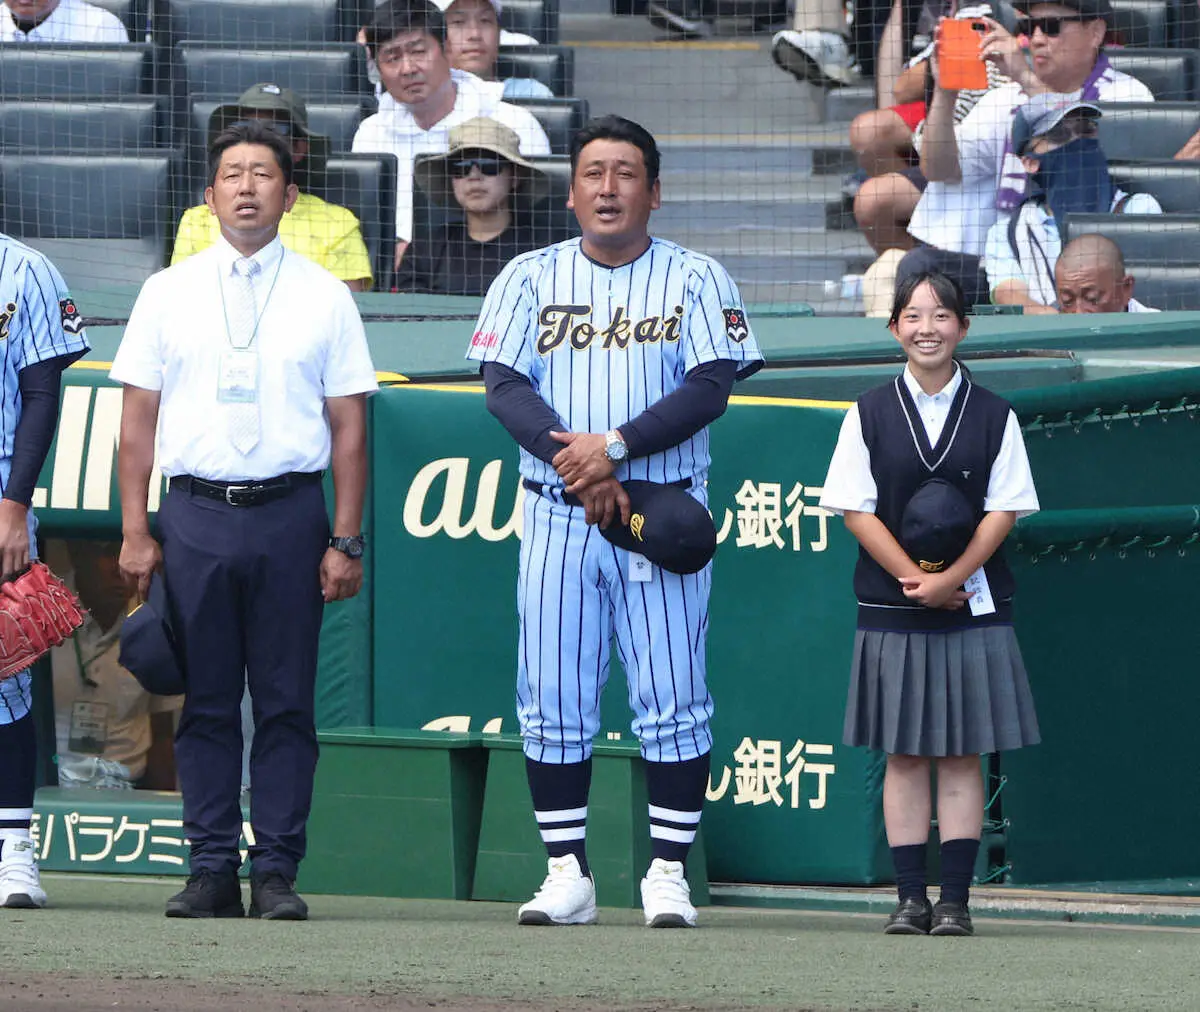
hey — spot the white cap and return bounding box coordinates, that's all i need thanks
[430,0,502,12]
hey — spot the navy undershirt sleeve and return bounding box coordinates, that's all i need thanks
[619,359,737,459]
[482,362,564,465]
[6,354,82,507]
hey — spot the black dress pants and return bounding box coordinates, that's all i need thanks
[160,480,329,878]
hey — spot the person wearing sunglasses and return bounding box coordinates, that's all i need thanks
[984,95,1161,313]
[895,0,1151,308]
[401,116,549,294]
[172,84,374,292]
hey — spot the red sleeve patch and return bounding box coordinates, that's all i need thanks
[471,330,499,349]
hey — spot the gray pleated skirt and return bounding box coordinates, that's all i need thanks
[843,624,1041,757]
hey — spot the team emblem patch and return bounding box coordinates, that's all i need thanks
[629,513,646,542]
[59,298,84,335]
[722,307,748,343]
[0,301,15,342]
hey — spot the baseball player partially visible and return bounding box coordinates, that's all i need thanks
[466,115,763,928]
[0,233,91,909]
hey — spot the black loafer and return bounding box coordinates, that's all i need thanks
[884,896,933,934]
[930,899,974,936]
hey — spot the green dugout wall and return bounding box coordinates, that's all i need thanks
[33,303,1200,888]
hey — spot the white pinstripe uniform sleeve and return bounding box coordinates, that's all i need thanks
[681,258,763,378]
[466,255,538,376]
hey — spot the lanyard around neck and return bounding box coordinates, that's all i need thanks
[218,249,285,351]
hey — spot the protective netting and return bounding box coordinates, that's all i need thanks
[1,0,1198,315]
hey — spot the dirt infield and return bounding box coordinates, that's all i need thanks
[5,875,1200,1011]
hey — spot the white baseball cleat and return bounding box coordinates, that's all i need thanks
[771,30,861,87]
[0,838,48,909]
[517,854,598,926]
[641,857,697,928]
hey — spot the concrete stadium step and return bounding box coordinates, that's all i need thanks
[823,84,875,125]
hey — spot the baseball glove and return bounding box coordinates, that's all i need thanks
[0,561,87,681]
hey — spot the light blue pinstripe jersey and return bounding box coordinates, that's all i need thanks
[467,236,763,487]
[0,233,90,725]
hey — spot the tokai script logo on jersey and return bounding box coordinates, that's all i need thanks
[536,303,684,355]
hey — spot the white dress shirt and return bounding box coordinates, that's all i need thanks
[110,236,378,482]
[352,68,551,241]
[1,0,130,41]
[820,366,1040,518]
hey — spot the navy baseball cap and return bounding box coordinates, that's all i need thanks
[1012,95,1102,157]
[118,573,185,696]
[900,479,977,574]
[600,480,717,575]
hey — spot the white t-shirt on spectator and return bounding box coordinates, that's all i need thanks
[1128,297,1159,312]
[909,70,1154,257]
[985,189,1162,304]
[352,68,551,242]
[0,0,130,41]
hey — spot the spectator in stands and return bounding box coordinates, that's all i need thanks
[1172,131,1200,161]
[1,0,128,40]
[437,0,552,97]
[400,116,548,294]
[852,2,1013,251]
[895,0,1152,307]
[172,84,373,292]
[771,0,861,85]
[353,0,550,272]
[985,97,1160,313]
[1054,233,1158,312]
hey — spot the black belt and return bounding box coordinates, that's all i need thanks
[523,477,690,509]
[169,471,323,507]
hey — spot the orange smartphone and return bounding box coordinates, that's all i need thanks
[937,18,989,91]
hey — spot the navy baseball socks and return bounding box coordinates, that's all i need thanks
[519,758,598,926]
[640,753,709,928]
[0,713,46,909]
[885,838,979,936]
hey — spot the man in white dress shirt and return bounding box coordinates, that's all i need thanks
[353,0,550,272]
[1,0,129,41]
[112,121,378,922]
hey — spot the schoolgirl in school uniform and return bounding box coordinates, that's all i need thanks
[819,271,1041,937]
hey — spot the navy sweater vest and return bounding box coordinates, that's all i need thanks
[854,373,1017,632]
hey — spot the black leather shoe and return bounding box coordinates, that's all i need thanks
[930,899,974,936]
[884,896,933,934]
[165,870,244,918]
[249,871,309,921]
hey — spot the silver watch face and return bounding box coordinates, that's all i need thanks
[606,436,628,462]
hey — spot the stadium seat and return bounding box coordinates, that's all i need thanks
[319,152,399,291]
[0,99,167,151]
[1110,0,1172,47]
[505,97,589,155]
[82,0,149,40]
[1062,213,1200,261]
[502,0,559,43]
[1107,159,1200,211]
[1168,0,1199,48]
[1096,102,1200,160]
[1122,262,1200,309]
[0,44,155,98]
[174,43,371,103]
[0,152,180,288]
[156,0,347,45]
[1104,47,1199,100]
[497,45,574,97]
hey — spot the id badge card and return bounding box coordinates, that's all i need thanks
[217,349,260,404]
[963,567,997,617]
[629,553,653,583]
[69,699,109,755]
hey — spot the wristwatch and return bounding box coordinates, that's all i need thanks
[330,534,366,560]
[604,429,628,464]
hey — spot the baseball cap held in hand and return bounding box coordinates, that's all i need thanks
[900,479,977,574]
[119,572,185,696]
[599,480,717,575]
